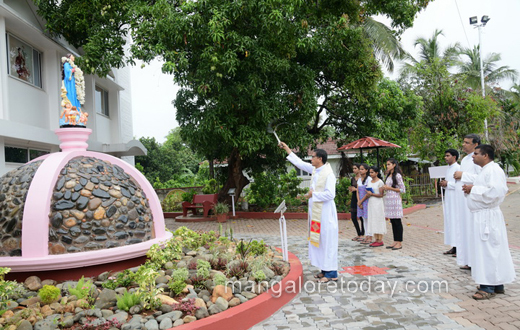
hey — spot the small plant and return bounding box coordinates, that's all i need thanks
[214,202,229,215]
[171,268,189,282]
[235,239,253,259]
[38,285,61,305]
[248,240,267,256]
[187,260,198,270]
[181,189,197,203]
[213,273,227,286]
[116,290,141,312]
[172,298,200,316]
[227,260,249,279]
[134,265,163,310]
[168,280,186,297]
[253,270,266,281]
[73,315,123,330]
[209,257,228,271]
[68,276,93,301]
[189,274,206,289]
[0,268,27,308]
[196,259,211,279]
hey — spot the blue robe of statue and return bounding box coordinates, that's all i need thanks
[60,62,84,127]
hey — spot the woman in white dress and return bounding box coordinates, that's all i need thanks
[365,166,386,247]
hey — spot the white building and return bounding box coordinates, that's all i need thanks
[0,0,145,176]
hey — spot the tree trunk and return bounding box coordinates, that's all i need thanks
[219,148,250,205]
[208,157,215,179]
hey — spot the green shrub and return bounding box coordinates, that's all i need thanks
[168,280,186,297]
[116,290,141,312]
[334,177,352,213]
[196,259,211,279]
[38,285,61,305]
[245,171,279,209]
[253,270,266,281]
[0,268,26,308]
[213,273,227,286]
[68,276,93,301]
[171,268,189,282]
[248,240,267,257]
[202,179,221,194]
[182,189,197,202]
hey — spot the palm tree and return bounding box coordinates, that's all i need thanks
[456,46,518,92]
[361,17,407,73]
[400,29,461,77]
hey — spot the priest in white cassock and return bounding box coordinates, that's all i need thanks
[454,134,482,269]
[279,142,338,283]
[462,144,515,300]
[440,149,463,255]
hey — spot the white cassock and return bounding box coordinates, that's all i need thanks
[457,152,481,267]
[442,162,462,246]
[287,153,338,271]
[467,161,515,285]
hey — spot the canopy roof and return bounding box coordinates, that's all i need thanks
[337,137,401,150]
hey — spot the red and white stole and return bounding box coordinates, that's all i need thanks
[309,163,333,248]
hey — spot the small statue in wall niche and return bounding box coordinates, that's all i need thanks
[59,54,88,128]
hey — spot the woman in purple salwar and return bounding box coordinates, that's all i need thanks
[383,158,406,250]
[357,164,371,244]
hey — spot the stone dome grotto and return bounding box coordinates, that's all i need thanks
[0,128,171,274]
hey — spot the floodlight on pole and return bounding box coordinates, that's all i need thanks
[469,15,490,141]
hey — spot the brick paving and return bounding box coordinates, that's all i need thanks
[165,184,520,330]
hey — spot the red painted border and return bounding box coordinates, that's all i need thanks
[172,250,303,330]
[167,204,426,221]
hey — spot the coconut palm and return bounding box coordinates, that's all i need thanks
[400,29,461,78]
[456,45,518,92]
[361,17,407,73]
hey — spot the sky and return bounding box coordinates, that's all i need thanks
[130,0,520,143]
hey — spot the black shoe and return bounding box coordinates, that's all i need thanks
[443,247,456,255]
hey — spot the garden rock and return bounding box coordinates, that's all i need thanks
[101,309,114,318]
[94,289,117,309]
[159,317,173,330]
[61,315,75,328]
[144,319,159,330]
[234,293,248,303]
[16,320,32,330]
[194,306,209,319]
[155,311,182,322]
[157,294,179,305]
[129,305,143,315]
[208,304,222,315]
[24,276,42,291]
[228,297,241,307]
[241,292,257,299]
[173,319,184,327]
[214,297,229,311]
[193,298,206,308]
[155,275,169,284]
[159,304,173,313]
[34,319,58,330]
[263,267,275,279]
[211,285,234,302]
[183,315,197,323]
[41,279,57,286]
[111,311,128,324]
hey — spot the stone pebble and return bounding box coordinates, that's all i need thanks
[48,157,155,255]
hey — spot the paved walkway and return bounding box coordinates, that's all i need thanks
[165,184,520,330]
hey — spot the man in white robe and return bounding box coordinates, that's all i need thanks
[440,149,463,254]
[454,134,482,269]
[462,144,515,299]
[279,142,338,282]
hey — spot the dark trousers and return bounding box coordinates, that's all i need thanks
[351,212,364,236]
[480,284,504,293]
[390,218,403,242]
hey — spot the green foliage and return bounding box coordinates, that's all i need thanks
[116,290,141,312]
[0,268,26,309]
[146,237,183,268]
[68,277,93,301]
[38,285,61,305]
[196,260,211,279]
[335,177,352,213]
[134,265,163,310]
[171,268,189,283]
[168,280,186,297]
[202,179,221,194]
[172,298,200,316]
[213,273,227,286]
[253,270,266,282]
[214,202,229,215]
[245,169,304,210]
[181,190,197,203]
[161,189,185,212]
[402,177,415,208]
[102,270,134,290]
[248,240,267,257]
[235,239,253,260]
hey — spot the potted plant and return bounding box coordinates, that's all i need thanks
[214,202,229,223]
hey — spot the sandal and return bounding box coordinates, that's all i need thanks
[313,273,325,279]
[443,248,456,255]
[472,290,496,300]
[460,265,471,270]
[317,277,338,283]
[352,237,361,241]
[477,286,505,294]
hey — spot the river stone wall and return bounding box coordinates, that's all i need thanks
[48,157,155,255]
[0,160,44,256]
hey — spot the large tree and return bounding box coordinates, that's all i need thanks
[35,0,430,199]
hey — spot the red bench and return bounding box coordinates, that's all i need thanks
[182,194,218,217]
